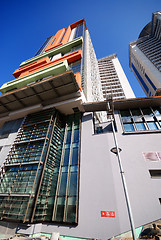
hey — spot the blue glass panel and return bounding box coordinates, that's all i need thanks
[123,123,135,132]
[66,196,76,223]
[132,64,149,93]
[153,108,161,115]
[133,116,143,122]
[68,172,77,196]
[71,63,81,73]
[135,122,146,131]
[73,129,79,143]
[0,118,23,136]
[74,24,83,39]
[71,147,78,165]
[55,196,65,222]
[61,166,68,173]
[70,165,78,172]
[147,122,158,130]
[122,117,132,123]
[145,74,157,91]
[66,131,72,144]
[34,36,53,56]
[131,109,142,116]
[63,148,70,166]
[142,108,153,116]
[58,172,68,195]
[120,110,131,117]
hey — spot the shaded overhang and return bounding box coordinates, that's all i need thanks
[82,96,161,112]
[0,70,82,118]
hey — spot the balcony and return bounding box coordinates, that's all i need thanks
[12,50,82,79]
[20,37,83,68]
[0,70,82,118]
[0,60,69,94]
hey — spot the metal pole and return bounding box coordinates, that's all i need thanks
[109,103,137,240]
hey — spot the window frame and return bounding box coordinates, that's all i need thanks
[120,107,161,133]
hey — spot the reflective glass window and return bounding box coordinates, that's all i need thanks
[55,197,65,222]
[131,109,142,116]
[123,123,135,132]
[153,107,161,115]
[147,122,158,130]
[66,196,77,222]
[71,147,79,165]
[142,108,153,116]
[73,129,79,142]
[122,117,132,123]
[121,107,161,132]
[63,148,70,166]
[66,130,72,144]
[135,122,146,131]
[120,110,131,117]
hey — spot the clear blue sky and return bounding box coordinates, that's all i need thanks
[1,0,161,97]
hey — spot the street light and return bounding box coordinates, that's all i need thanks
[110,147,122,155]
[107,100,137,240]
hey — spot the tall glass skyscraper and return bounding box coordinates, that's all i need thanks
[129,11,161,97]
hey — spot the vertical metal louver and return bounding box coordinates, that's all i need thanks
[0,109,81,224]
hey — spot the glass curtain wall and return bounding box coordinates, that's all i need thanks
[33,113,81,224]
[0,109,56,222]
[0,109,81,224]
[53,113,80,224]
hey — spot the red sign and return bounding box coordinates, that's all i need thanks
[101,211,115,218]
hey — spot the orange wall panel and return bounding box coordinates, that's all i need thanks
[70,19,87,30]
[74,72,82,91]
[45,28,66,52]
[13,57,50,78]
[13,50,82,79]
[61,26,71,45]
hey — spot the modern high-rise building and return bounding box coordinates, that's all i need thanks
[0,18,161,240]
[129,11,161,97]
[0,18,103,226]
[98,54,135,100]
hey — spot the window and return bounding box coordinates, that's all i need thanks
[34,36,53,56]
[69,60,81,74]
[74,23,84,39]
[96,126,103,134]
[53,114,80,223]
[0,118,23,139]
[120,107,161,132]
[124,123,135,132]
[149,170,161,178]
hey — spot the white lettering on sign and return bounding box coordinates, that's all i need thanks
[101,211,115,217]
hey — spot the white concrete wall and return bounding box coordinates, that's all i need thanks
[68,27,76,42]
[16,110,161,239]
[112,57,135,98]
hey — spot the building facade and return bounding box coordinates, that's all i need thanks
[98,54,135,100]
[129,11,161,97]
[0,18,99,226]
[0,18,161,240]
